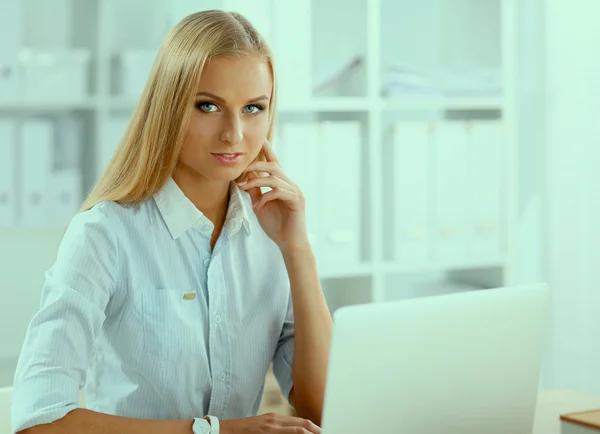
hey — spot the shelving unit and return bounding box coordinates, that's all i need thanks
[382,97,504,111]
[0,100,99,111]
[0,0,518,324]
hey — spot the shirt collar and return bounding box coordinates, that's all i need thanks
[226,181,252,236]
[153,177,251,240]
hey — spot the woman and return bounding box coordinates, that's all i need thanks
[11,10,331,434]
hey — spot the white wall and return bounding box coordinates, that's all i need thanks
[543,0,600,394]
[515,0,544,285]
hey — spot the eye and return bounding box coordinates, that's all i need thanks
[244,104,264,114]
[196,102,218,112]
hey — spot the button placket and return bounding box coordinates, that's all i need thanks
[208,255,232,416]
[219,269,231,415]
[207,256,222,415]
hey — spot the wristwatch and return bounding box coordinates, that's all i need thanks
[192,416,220,434]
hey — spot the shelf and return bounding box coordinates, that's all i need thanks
[0,98,99,112]
[382,96,504,111]
[0,226,376,280]
[0,96,502,113]
[107,97,138,111]
[108,96,374,113]
[285,97,373,112]
[318,259,504,278]
[0,226,69,237]
[381,259,505,274]
[317,262,375,279]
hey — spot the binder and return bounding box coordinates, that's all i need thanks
[272,0,312,104]
[0,119,17,227]
[0,0,20,100]
[108,0,169,53]
[19,49,91,102]
[98,116,129,181]
[319,121,362,267]
[432,121,469,263]
[47,169,83,226]
[468,121,503,260]
[118,49,158,99]
[20,119,54,227]
[392,122,432,264]
[54,115,84,170]
[278,122,321,259]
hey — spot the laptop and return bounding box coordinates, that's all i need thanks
[320,283,549,434]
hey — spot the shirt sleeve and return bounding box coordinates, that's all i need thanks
[10,205,119,433]
[271,291,295,404]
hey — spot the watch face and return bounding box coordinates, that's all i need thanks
[192,417,211,434]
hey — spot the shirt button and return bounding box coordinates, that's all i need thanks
[220,372,226,381]
[204,258,210,267]
[215,315,222,323]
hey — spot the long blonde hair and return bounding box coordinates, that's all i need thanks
[81,10,277,212]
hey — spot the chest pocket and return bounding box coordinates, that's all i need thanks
[142,288,207,361]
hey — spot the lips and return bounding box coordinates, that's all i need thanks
[211,152,244,165]
[214,153,239,158]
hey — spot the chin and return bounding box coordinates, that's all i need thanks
[207,166,245,182]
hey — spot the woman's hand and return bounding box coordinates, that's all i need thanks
[220,413,321,434]
[238,140,310,256]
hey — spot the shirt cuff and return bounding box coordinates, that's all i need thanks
[10,372,80,432]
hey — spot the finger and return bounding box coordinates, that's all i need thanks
[244,160,282,176]
[244,161,294,185]
[255,188,299,210]
[262,139,281,166]
[238,175,294,193]
[307,421,322,434]
[278,416,321,434]
[244,171,262,206]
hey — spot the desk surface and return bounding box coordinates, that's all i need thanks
[535,390,600,434]
[0,388,598,434]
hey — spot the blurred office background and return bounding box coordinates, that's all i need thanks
[0,0,598,401]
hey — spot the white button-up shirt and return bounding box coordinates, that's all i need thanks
[11,178,295,432]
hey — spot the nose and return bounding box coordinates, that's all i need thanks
[220,113,243,146]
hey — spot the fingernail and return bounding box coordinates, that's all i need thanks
[238,181,247,186]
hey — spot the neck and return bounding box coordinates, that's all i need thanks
[172,165,230,226]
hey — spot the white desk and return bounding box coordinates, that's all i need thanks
[0,388,598,434]
[534,390,600,434]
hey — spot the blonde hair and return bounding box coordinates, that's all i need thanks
[80,10,276,212]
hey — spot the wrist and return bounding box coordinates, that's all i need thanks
[280,237,313,261]
[218,419,231,434]
[192,416,220,434]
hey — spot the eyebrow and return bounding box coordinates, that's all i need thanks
[196,91,270,104]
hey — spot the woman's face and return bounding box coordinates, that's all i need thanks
[179,55,272,183]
